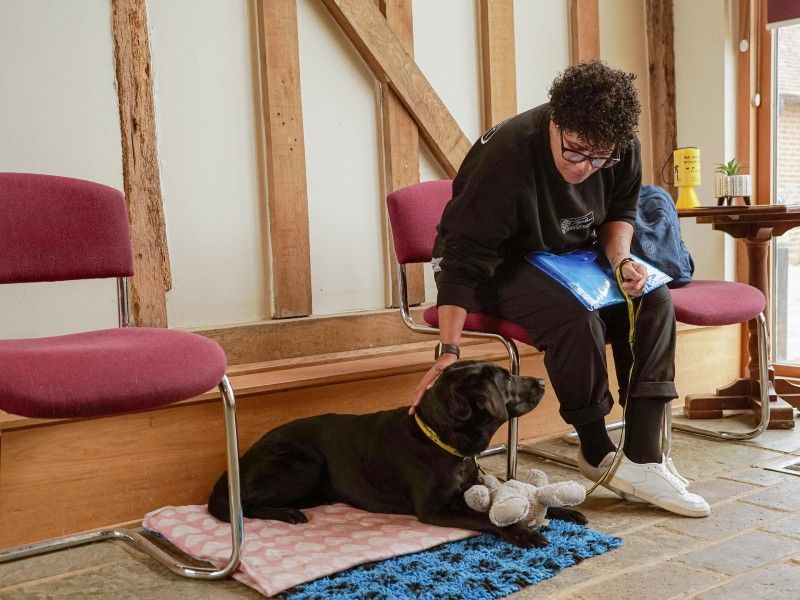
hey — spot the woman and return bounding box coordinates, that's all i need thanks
[411,61,709,518]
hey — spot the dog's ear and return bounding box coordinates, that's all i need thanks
[442,386,474,421]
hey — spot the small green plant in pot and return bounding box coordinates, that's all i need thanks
[714,158,752,206]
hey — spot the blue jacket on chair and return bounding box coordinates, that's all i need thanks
[631,185,695,288]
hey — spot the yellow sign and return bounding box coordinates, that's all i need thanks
[673,147,701,208]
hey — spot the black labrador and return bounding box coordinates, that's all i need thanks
[208,361,587,547]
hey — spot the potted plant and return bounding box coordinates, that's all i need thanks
[714,158,752,206]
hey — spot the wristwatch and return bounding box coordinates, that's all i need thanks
[434,342,460,360]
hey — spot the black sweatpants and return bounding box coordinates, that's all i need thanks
[473,262,677,425]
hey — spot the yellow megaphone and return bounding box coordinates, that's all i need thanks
[673,147,701,209]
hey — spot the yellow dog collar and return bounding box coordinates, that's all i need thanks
[414,413,466,458]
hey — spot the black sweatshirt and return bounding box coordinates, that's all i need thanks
[433,103,641,312]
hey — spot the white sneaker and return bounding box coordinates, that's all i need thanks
[576,449,645,503]
[664,454,690,486]
[607,453,710,517]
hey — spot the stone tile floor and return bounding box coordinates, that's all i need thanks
[3,411,800,599]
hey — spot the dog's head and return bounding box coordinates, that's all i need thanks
[420,361,545,456]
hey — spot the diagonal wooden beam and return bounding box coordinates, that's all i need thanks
[376,0,424,307]
[256,0,312,318]
[320,0,471,178]
[646,0,677,197]
[479,0,517,131]
[569,0,600,64]
[112,0,171,328]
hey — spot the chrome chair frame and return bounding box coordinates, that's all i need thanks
[0,277,244,579]
[669,312,771,442]
[548,312,772,471]
[398,264,539,479]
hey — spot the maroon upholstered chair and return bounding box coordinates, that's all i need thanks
[667,280,770,444]
[562,279,771,455]
[0,173,243,579]
[386,180,553,479]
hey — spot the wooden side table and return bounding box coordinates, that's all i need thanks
[678,204,800,429]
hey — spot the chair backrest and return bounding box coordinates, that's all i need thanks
[386,180,453,264]
[0,173,134,284]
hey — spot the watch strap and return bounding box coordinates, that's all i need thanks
[435,342,460,359]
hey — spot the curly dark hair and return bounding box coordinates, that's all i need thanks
[548,60,640,151]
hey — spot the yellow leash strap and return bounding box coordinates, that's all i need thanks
[584,260,643,496]
[414,413,486,474]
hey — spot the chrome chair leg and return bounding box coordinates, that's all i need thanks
[0,375,244,580]
[505,336,520,480]
[671,313,770,441]
[498,334,582,475]
[663,404,673,457]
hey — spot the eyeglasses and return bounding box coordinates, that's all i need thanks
[559,129,620,169]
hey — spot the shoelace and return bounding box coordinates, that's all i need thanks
[650,462,689,491]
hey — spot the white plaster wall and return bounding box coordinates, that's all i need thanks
[0,0,121,338]
[415,0,483,301]
[599,0,654,184]
[297,0,384,315]
[515,0,571,113]
[413,0,482,150]
[674,0,734,280]
[148,0,268,328]
[418,0,573,303]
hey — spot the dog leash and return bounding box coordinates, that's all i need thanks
[584,259,643,496]
[414,412,487,474]
[417,260,642,491]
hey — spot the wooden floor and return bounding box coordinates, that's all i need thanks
[0,324,740,549]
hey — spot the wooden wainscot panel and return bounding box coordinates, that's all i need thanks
[194,307,432,365]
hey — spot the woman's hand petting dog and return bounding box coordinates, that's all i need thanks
[409,353,458,415]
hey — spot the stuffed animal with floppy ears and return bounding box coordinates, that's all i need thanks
[463,469,586,529]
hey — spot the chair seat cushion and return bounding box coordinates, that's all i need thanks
[669,280,765,326]
[423,306,533,346]
[0,328,227,419]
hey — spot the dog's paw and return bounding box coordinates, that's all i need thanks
[546,506,588,525]
[279,509,309,524]
[245,507,309,524]
[499,526,549,548]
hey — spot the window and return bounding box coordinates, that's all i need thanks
[773,22,800,366]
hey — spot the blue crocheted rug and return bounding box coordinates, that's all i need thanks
[278,520,621,600]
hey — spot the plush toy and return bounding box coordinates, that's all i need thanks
[463,468,586,530]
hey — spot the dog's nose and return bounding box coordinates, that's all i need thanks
[536,378,545,391]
